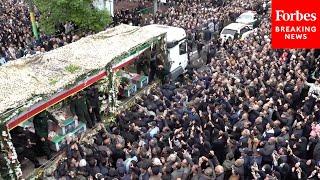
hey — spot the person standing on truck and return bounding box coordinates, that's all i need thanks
[136,51,150,76]
[33,110,59,160]
[87,86,101,124]
[149,49,157,82]
[70,92,93,128]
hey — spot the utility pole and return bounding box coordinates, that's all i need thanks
[153,0,157,15]
[27,0,39,40]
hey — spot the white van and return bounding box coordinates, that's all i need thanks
[220,23,255,41]
[146,24,189,79]
[236,11,258,29]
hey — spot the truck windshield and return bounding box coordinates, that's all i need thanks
[221,29,237,36]
[167,41,178,48]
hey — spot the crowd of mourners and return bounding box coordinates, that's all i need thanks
[0,0,31,62]
[35,0,320,180]
[0,0,98,64]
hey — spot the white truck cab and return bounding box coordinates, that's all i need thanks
[145,24,189,79]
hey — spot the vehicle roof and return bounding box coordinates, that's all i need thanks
[240,11,256,16]
[223,23,248,30]
[0,24,164,117]
[145,24,186,43]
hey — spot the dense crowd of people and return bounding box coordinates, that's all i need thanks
[0,0,97,64]
[113,8,143,26]
[36,1,320,180]
[0,0,32,62]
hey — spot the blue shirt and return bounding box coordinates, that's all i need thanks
[149,127,160,138]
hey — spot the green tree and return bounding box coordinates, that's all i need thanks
[34,0,111,34]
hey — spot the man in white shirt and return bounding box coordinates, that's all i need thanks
[306,80,320,97]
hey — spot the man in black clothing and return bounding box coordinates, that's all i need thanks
[136,52,150,76]
[206,43,216,65]
[149,49,158,82]
[11,127,41,168]
[33,110,59,160]
[156,65,169,85]
[70,92,94,128]
[196,39,204,58]
[87,86,101,124]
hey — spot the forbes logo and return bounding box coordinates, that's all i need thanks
[275,10,317,21]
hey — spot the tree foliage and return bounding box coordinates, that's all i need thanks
[34,0,111,34]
